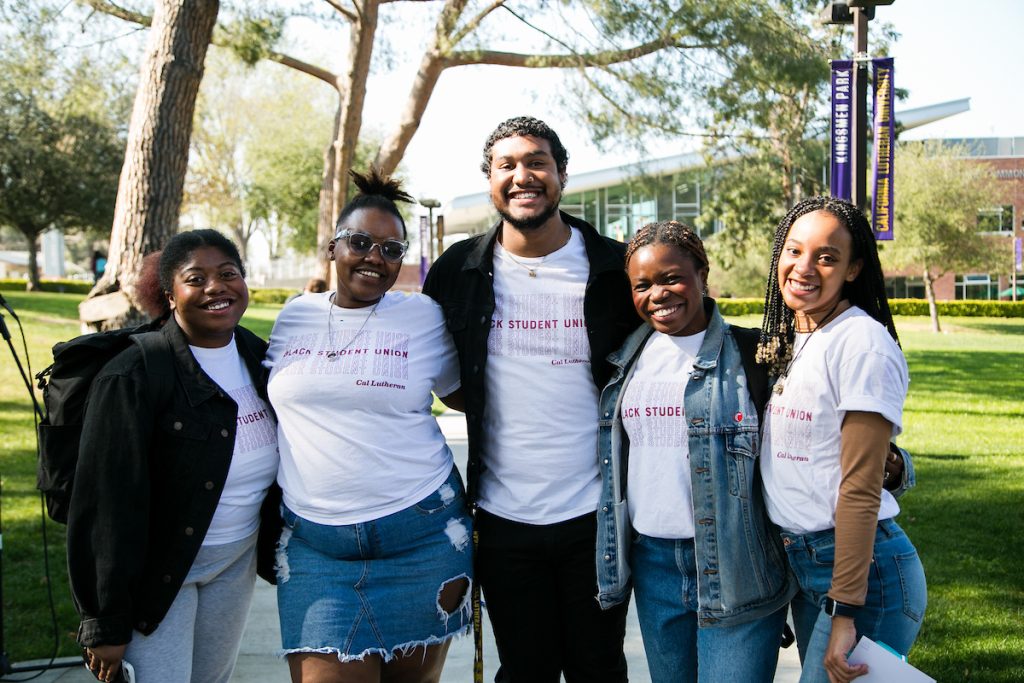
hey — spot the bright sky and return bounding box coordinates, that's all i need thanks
[363,0,1024,205]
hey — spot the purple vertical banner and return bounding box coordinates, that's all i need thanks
[871,57,895,241]
[419,215,429,285]
[1015,237,1022,270]
[830,60,854,200]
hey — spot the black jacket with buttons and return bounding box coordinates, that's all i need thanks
[67,316,282,648]
[422,212,640,503]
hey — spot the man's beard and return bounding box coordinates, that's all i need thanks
[495,193,560,231]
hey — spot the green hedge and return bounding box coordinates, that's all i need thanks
[249,288,296,304]
[717,298,764,316]
[0,278,93,293]
[888,298,1024,318]
[716,297,1024,318]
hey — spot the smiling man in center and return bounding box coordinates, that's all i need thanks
[423,116,640,682]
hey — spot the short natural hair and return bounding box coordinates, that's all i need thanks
[335,167,414,239]
[480,116,569,177]
[158,229,245,296]
[756,196,898,376]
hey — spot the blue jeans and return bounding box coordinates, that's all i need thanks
[781,518,927,683]
[631,534,786,683]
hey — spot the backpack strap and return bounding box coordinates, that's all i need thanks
[131,330,177,410]
[731,326,769,422]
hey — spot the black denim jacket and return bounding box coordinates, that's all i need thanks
[422,212,640,503]
[66,317,282,648]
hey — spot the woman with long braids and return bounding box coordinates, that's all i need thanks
[265,168,471,683]
[757,197,926,682]
[596,220,793,682]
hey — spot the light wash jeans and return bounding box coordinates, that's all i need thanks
[631,534,787,683]
[781,518,927,683]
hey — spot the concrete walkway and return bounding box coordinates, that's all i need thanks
[10,411,801,682]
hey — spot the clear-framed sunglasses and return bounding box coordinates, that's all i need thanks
[334,229,409,263]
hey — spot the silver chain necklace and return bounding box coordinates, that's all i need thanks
[500,226,572,278]
[325,292,380,362]
[773,300,842,395]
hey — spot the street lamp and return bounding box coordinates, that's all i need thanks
[821,0,894,211]
[419,198,441,259]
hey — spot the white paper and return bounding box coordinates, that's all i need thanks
[846,636,936,683]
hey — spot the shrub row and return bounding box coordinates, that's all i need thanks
[249,288,296,305]
[716,297,1024,318]
[0,278,93,293]
[5,279,1022,317]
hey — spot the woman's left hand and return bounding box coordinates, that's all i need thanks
[824,616,868,682]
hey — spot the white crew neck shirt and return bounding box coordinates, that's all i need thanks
[622,330,705,539]
[760,306,909,534]
[189,337,279,546]
[265,291,461,525]
[480,227,601,524]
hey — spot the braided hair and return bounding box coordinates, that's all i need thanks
[335,167,414,239]
[625,220,709,285]
[756,196,898,376]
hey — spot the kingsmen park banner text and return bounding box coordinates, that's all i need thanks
[830,57,896,240]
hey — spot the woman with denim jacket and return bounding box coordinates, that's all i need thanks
[595,221,793,683]
[756,197,926,683]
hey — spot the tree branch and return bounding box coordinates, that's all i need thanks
[265,51,340,88]
[449,0,505,46]
[80,0,342,89]
[78,0,151,26]
[445,38,715,69]
[321,0,356,23]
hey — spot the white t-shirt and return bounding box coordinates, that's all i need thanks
[189,337,279,546]
[760,306,909,534]
[265,291,461,525]
[622,330,705,539]
[479,228,601,524]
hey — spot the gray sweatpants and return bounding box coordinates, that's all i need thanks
[124,532,258,682]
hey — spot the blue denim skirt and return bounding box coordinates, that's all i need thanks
[275,467,473,662]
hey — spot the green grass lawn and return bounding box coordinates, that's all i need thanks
[0,293,1021,680]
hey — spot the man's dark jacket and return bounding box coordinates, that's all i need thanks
[422,212,640,503]
[67,317,282,648]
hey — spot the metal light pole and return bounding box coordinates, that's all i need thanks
[419,198,441,260]
[822,0,894,212]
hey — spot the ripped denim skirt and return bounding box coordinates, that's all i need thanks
[276,467,474,662]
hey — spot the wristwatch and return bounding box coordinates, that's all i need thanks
[823,597,860,618]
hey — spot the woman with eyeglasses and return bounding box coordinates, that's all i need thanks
[264,168,471,683]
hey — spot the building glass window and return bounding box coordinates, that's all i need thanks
[955,273,999,300]
[977,205,1014,233]
[885,277,927,300]
[605,185,631,241]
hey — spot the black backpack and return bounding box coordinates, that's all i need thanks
[34,320,174,524]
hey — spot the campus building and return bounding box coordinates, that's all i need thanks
[441,103,1023,301]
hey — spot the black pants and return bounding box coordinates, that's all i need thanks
[476,508,629,683]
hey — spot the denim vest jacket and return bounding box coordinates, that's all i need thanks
[595,300,795,627]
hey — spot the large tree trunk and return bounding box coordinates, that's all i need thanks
[329,0,379,235]
[21,228,41,291]
[316,99,343,282]
[83,0,219,330]
[923,265,942,333]
[373,50,446,175]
